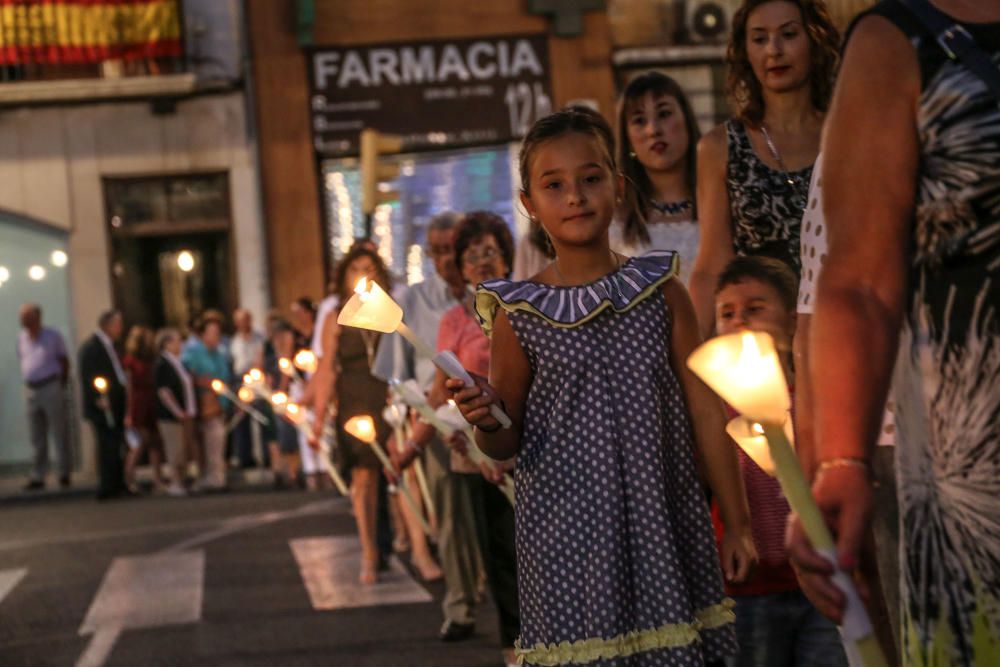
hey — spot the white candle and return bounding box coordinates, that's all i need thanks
[687,332,885,667]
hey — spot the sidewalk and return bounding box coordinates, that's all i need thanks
[0,467,280,505]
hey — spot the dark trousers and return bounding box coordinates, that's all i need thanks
[230,410,269,468]
[460,473,520,648]
[90,420,125,498]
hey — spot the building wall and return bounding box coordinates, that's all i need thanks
[0,91,268,470]
[248,0,617,309]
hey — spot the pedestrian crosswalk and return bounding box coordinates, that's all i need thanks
[47,534,434,667]
[290,536,433,610]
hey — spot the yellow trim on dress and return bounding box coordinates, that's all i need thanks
[514,598,736,665]
[475,254,679,338]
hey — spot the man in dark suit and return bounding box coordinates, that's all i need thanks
[78,310,128,499]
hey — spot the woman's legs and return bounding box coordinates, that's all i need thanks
[400,467,442,581]
[351,467,380,583]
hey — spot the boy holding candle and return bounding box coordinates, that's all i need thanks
[712,256,846,666]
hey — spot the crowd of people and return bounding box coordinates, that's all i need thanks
[14,0,997,665]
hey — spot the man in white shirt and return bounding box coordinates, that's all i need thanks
[16,303,71,491]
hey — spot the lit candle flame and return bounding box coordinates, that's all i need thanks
[285,402,304,424]
[271,391,288,407]
[278,358,292,372]
[344,415,376,443]
[248,368,263,383]
[293,349,318,374]
[238,387,254,403]
[93,376,108,393]
[752,422,765,435]
[242,373,253,386]
[355,276,372,302]
[211,379,225,394]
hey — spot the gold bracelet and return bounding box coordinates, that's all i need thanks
[816,457,871,477]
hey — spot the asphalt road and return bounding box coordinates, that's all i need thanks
[0,488,504,666]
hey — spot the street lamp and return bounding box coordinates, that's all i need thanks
[177,250,195,272]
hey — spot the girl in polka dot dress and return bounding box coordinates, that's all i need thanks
[449,108,756,666]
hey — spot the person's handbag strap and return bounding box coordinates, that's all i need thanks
[902,0,1000,104]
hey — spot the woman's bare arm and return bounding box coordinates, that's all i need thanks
[787,14,918,620]
[689,125,735,338]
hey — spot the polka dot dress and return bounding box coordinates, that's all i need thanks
[479,252,736,666]
[797,159,895,446]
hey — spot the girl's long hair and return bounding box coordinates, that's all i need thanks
[616,72,701,247]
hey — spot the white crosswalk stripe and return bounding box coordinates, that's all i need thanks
[290,536,432,610]
[76,551,204,667]
[0,567,27,606]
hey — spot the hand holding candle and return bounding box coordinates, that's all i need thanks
[437,401,515,506]
[339,278,511,429]
[344,415,431,536]
[384,393,436,525]
[687,331,886,667]
[283,402,349,496]
[92,376,115,428]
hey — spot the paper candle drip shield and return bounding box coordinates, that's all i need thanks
[344,415,376,443]
[338,277,403,333]
[686,330,790,424]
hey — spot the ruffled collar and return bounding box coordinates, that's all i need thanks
[475,250,678,336]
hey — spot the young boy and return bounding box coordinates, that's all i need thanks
[712,256,847,667]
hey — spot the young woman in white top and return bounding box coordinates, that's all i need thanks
[613,71,701,285]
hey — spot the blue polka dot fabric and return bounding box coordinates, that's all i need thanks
[480,252,736,666]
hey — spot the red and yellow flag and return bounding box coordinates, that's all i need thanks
[0,0,182,65]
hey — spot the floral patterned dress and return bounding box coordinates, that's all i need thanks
[726,120,812,276]
[857,3,1000,665]
[476,251,735,666]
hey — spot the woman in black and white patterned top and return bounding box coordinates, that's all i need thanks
[787,2,1000,664]
[689,0,840,337]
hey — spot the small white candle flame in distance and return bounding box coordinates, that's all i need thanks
[278,358,293,373]
[293,349,318,374]
[211,379,225,394]
[271,391,288,407]
[248,368,263,384]
[93,376,108,393]
[238,387,254,403]
[752,422,765,435]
